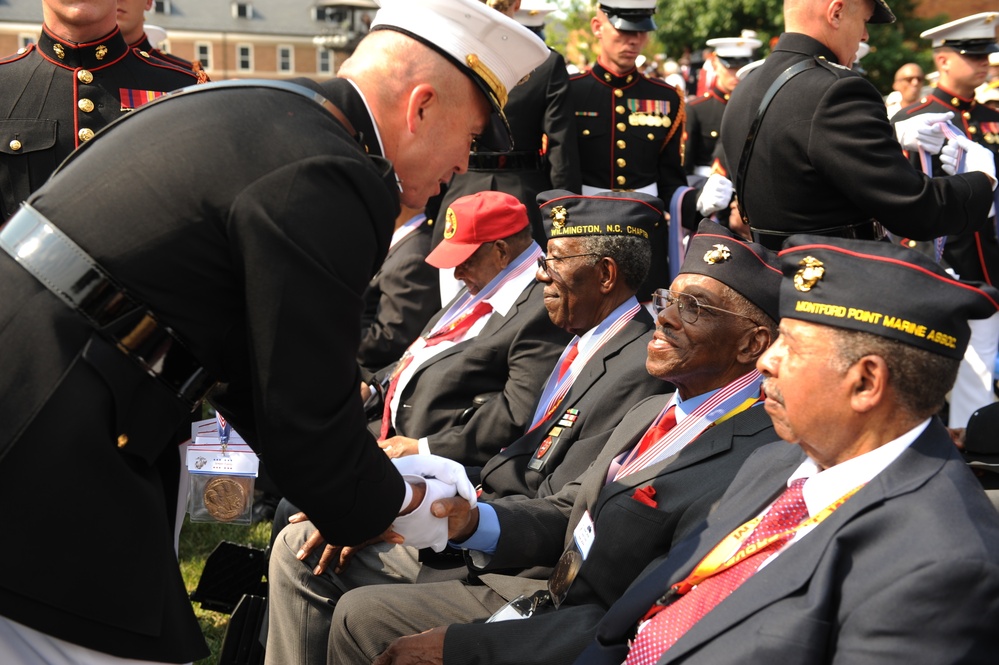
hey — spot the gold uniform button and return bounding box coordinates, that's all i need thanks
[969,125,977,134]
[617,122,626,132]
[78,98,95,113]
[614,89,623,98]
[647,133,655,140]
[616,158,626,167]
[616,175,626,185]
[582,129,590,136]
[615,105,625,114]
[710,130,718,137]
[616,140,626,149]
[963,111,972,120]
[9,139,22,151]
[78,69,93,84]
[78,128,95,142]
[906,240,917,248]
[117,434,129,448]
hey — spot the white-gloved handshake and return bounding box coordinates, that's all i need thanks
[696,173,734,217]
[388,454,477,552]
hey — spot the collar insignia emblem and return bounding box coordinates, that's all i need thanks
[794,256,825,292]
[703,244,731,264]
[95,45,108,60]
[53,43,65,59]
[550,205,568,230]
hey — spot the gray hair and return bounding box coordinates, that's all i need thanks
[578,235,651,292]
[829,328,959,419]
[718,282,778,338]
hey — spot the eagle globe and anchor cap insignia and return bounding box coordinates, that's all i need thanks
[550,205,568,230]
[794,256,826,292]
[703,244,731,264]
[443,207,458,239]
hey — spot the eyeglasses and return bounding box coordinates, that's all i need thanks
[894,76,922,84]
[536,253,601,278]
[651,288,760,326]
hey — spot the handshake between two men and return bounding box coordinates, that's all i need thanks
[288,455,479,576]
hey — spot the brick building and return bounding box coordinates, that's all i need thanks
[0,1,378,80]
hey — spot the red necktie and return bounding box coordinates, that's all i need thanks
[556,342,579,382]
[526,342,580,433]
[633,405,677,458]
[625,479,809,665]
[379,301,493,439]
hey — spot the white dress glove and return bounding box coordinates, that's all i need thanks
[389,475,456,552]
[894,111,953,155]
[696,174,734,217]
[941,135,998,191]
[392,454,477,508]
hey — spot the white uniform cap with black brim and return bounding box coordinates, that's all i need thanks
[598,1,657,33]
[706,36,763,70]
[369,0,549,152]
[921,12,999,56]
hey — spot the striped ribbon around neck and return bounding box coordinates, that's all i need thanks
[613,370,764,481]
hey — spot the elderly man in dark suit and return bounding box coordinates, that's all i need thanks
[264,190,669,664]
[718,0,996,251]
[370,190,570,465]
[330,220,784,665]
[576,236,999,665]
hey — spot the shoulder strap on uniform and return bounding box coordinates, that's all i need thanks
[156,79,359,138]
[736,59,818,225]
[51,79,360,177]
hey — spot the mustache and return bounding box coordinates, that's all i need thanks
[655,325,680,343]
[762,378,784,406]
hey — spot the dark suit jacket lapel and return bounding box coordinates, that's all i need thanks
[410,281,535,369]
[575,397,668,511]
[374,287,463,382]
[567,315,651,405]
[383,221,422,262]
[594,406,774,516]
[592,439,801,648]
[661,420,952,662]
[476,279,536,338]
[478,313,654,480]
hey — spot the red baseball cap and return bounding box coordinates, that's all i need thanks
[426,191,529,269]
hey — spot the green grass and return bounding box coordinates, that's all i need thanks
[178,516,272,664]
